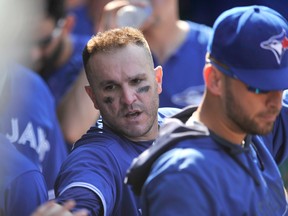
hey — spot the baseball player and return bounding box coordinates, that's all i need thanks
[0,65,68,199]
[125,5,288,216]
[54,27,180,215]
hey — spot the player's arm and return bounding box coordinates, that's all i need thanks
[56,187,103,216]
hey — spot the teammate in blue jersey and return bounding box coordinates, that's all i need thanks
[153,20,212,108]
[54,27,180,215]
[26,0,99,146]
[30,0,89,105]
[0,65,68,199]
[0,133,48,216]
[125,5,288,216]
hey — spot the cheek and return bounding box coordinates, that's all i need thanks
[99,94,119,111]
[103,96,114,104]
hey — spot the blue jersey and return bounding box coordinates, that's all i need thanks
[0,134,48,216]
[0,65,68,198]
[141,101,288,216]
[68,5,94,37]
[154,21,212,108]
[42,34,89,105]
[55,107,180,216]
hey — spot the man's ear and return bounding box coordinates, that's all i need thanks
[85,85,99,109]
[154,66,163,94]
[204,64,222,96]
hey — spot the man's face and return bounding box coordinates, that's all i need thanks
[222,75,283,135]
[86,44,162,141]
[28,17,64,73]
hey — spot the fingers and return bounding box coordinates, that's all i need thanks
[31,201,55,216]
[31,200,88,216]
[97,0,152,32]
[98,1,130,32]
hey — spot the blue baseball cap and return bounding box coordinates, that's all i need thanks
[207,5,288,91]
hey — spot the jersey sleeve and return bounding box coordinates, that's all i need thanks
[56,187,103,216]
[54,143,119,216]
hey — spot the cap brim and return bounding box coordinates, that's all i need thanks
[231,67,288,91]
[213,62,288,91]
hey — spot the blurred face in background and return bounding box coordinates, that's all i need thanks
[28,16,65,73]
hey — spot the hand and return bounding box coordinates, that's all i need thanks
[31,200,88,216]
[97,0,152,32]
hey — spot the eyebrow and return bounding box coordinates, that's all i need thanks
[99,80,116,88]
[128,73,147,81]
[99,73,148,87]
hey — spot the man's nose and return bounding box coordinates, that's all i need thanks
[121,87,137,105]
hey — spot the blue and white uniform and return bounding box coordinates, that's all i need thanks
[154,21,212,108]
[0,65,68,199]
[140,99,288,216]
[283,89,288,104]
[55,108,180,216]
[0,134,48,216]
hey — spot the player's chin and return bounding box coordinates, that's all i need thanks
[254,123,274,135]
[122,127,148,138]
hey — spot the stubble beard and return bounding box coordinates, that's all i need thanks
[225,87,274,135]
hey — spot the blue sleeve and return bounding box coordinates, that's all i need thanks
[56,187,103,216]
[5,171,48,216]
[267,94,288,164]
[54,144,118,216]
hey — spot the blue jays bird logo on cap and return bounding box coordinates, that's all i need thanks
[260,29,288,65]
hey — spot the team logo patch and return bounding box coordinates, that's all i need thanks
[260,29,288,64]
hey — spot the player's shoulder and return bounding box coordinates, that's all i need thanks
[125,106,210,194]
[8,64,54,101]
[11,65,48,88]
[157,107,181,121]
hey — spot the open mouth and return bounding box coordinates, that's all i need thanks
[125,111,141,118]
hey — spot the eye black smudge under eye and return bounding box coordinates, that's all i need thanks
[137,86,150,93]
